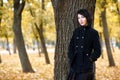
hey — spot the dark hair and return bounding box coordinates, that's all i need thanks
[77,9,92,26]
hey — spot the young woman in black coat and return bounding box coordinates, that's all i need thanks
[67,9,101,80]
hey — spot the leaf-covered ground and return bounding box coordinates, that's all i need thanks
[96,48,120,80]
[0,48,120,80]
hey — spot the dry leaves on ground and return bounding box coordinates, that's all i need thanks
[96,49,120,80]
[0,53,54,80]
[0,49,120,80]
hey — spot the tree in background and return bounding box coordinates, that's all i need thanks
[101,0,115,66]
[13,0,34,72]
[27,0,50,64]
[112,0,120,49]
[36,0,50,64]
[0,1,14,55]
[51,0,96,79]
[0,0,3,25]
[0,0,3,63]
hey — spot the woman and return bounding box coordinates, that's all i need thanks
[67,9,101,80]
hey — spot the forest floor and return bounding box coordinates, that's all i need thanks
[0,48,120,80]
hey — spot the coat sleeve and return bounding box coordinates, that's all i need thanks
[68,31,75,61]
[89,31,101,62]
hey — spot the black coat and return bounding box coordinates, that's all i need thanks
[68,26,101,73]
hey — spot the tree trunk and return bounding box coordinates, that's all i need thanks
[31,25,41,56]
[13,0,34,72]
[13,37,17,54]
[115,0,120,49]
[101,0,115,66]
[107,1,120,49]
[100,32,104,58]
[0,0,3,25]
[36,38,41,56]
[51,0,96,79]
[0,0,3,63]
[28,0,50,64]
[5,34,11,55]
[111,41,115,52]
[115,0,120,26]
[38,0,50,64]
[99,15,104,58]
[0,55,1,63]
[35,23,50,64]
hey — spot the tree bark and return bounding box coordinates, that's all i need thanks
[13,0,34,72]
[101,0,115,66]
[51,0,96,79]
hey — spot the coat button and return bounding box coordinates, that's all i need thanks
[82,36,84,39]
[76,46,78,48]
[76,37,79,39]
[81,46,83,48]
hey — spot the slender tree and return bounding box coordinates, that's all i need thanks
[28,0,50,64]
[0,0,3,25]
[101,0,115,66]
[51,0,96,79]
[37,0,50,64]
[13,37,17,54]
[0,0,3,63]
[112,0,120,49]
[31,24,41,56]
[98,14,104,58]
[115,0,120,22]
[5,33,11,55]
[0,55,1,63]
[13,0,34,72]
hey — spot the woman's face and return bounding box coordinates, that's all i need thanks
[78,14,88,26]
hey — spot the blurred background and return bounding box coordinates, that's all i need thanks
[0,0,120,80]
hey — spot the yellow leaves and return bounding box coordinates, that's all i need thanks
[96,49,120,80]
[0,49,120,80]
[0,53,54,80]
[95,1,120,39]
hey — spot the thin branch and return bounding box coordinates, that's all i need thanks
[34,23,39,31]
[17,0,25,16]
[0,0,3,6]
[29,8,35,17]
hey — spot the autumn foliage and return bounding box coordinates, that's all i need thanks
[0,53,54,80]
[0,49,120,80]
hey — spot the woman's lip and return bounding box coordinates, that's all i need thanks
[80,22,84,24]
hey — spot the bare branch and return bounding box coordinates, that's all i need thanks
[0,0,3,6]
[17,0,25,16]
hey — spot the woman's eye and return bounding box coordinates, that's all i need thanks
[78,16,85,19]
[81,16,85,18]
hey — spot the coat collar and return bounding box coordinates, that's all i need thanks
[78,25,91,30]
